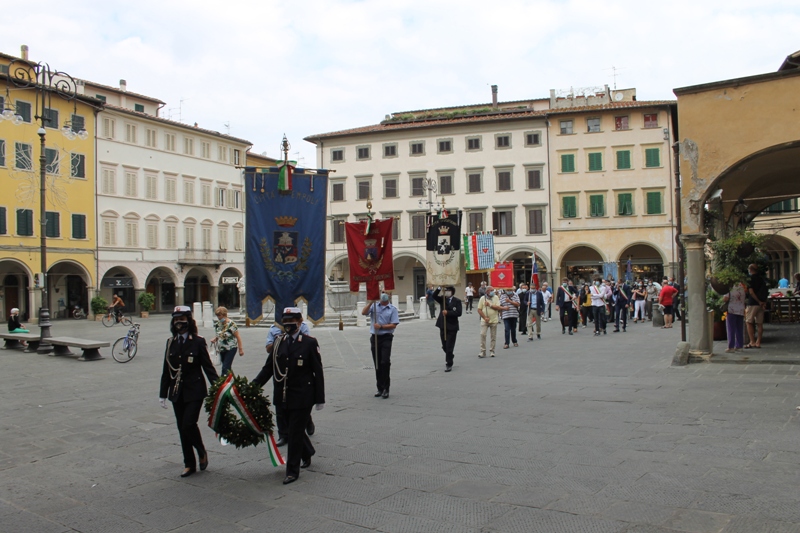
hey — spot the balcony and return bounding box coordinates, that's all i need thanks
[178,249,227,267]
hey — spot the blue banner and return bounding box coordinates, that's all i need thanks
[245,167,328,324]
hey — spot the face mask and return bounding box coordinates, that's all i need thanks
[444,291,452,297]
[488,291,495,297]
[380,294,389,303]
[283,322,298,335]
[562,283,568,288]
[594,281,600,286]
[174,321,188,332]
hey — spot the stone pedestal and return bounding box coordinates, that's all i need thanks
[356,302,366,327]
[405,295,415,314]
[419,297,429,320]
[652,305,665,327]
[202,302,214,328]
[192,302,202,322]
[391,295,400,309]
[681,234,710,355]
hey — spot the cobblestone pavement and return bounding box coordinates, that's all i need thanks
[1,314,799,532]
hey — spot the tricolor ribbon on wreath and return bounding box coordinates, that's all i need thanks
[208,374,285,467]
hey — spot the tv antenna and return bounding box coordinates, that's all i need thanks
[223,122,230,134]
[605,66,626,90]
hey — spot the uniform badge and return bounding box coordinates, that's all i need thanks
[297,359,304,366]
[188,356,194,363]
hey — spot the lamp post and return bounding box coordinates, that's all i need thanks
[417,178,442,214]
[3,59,87,353]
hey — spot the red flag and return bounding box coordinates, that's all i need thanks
[530,256,540,290]
[490,261,514,289]
[345,219,394,300]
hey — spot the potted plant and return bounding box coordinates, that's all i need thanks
[708,230,766,293]
[91,296,108,321]
[706,289,727,341]
[138,292,156,318]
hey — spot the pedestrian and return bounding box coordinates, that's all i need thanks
[589,279,608,336]
[266,311,314,447]
[433,286,462,371]
[252,307,325,485]
[542,282,552,321]
[7,308,29,333]
[425,285,437,319]
[555,278,578,335]
[464,282,475,314]
[794,273,800,295]
[723,282,746,352]
[744,263,768,348]
[159,305,219,478]
[499,287,520,348]
[526,284,545,340]
[211,306,245,377]
[613,281,632,332]
[517,283,529,335]
[632,282,647,323]
[658,281,679,329]
[579,283,592,327]
[646,279,661,320]
[477,285,501,357]
[362,293,399,398]
[478,281,487,298]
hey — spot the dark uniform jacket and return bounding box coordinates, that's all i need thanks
[555,285,578,308]
[432,288,462,332]
[613,285,633,308]
[253,333,325,409]
[159,334,219,402]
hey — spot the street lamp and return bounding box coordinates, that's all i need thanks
[3,58,87,353]
[417,178,442,213]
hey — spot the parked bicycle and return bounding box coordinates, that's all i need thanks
[101,306,132,327]
[72,306,86,319]
[112,323,140,363]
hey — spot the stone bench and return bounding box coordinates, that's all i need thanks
[0,332,42,352]
[48,336,110,362]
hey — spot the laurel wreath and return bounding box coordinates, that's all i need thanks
[204,375,274,449]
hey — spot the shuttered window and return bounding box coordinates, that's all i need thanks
[0,207,6,235]
[218,228,228,250]
[492,211,513,236]
[562,197,577,218]
[645,148,660,168]
[468,212,483,233]
[45,148,60,174]
[16,101,32,123]
[45,212,60,238]
[468,173,482,193]
[125,172,138,197]
[102,168,116,194]
[589,195,605,217]
[528,209,544,234]
[72,214,86,239]
[201,183,211,205]
[383,179,397,198]
[43,108,59,129]
[147,224,158,248]
[0,139,5,167]
[616,150,631,170]
[71,154,85,178]
[561,154,575,173]
[16,143,32,170]
[588,152,603,171]
[618,193,633,216]
[125,222,138,247]
[332,182,345,201]
[202,227,212,250]
[165,178,176,202]
[16,209,33,236]
[497,171,511,191]
[234,229,243,251]
[184,181,195,204]
[411,215,426,239]
[71,114,85,133]
[646,192,662,214]
[166,226,177,249]
[145,175,158,199]
[526,169,541,189]
[103,220,117,246]
[439,175,453,194]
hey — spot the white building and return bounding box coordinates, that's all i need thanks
[84,79,251,313]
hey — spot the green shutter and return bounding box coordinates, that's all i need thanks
[618,193,633,215]
[563,196,576,218]
[45,212,60,238]
[645,148,660,168]
[17,209,33,236]
[0,139,5,167]
[0,207,6,235]
[646,192,661,214]
[561,154,575,173]
[616,150,631,169]
[588,152,603,171]
[590,195,605,217]
[72,214,86,239]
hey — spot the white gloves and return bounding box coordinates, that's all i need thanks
[159,398,168,409]
[315,403,325,411]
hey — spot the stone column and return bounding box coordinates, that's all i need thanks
[209,285,218,309]
[175,286,185,307]
[681,234,709,355]
[134,288,144,316]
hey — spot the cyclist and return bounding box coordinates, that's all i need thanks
[109,293,126,323]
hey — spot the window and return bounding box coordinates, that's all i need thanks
[165,133,176,152]
[526,169,542,190]
[125,172,138,197]
[185,226,195,249]
[0,139,5,167]
[45,212,60,238]
[467,173,482,193]
[331,148,344,162]
[43,108,59,129]
[468,212,483,233]
[95,94,107,103]
[645,148,661,168]
[16,209,34,236]
[216,187,226,207]
[410,142,424,156]
[125,222,139,247]
[438,139,452,154]
[589,195,605,217]
[560,154,575,173]
[103,220,117,246]
[588,152,603,172]
[184,137,194,155]
[166,225,177,249]
[466,137,481,151]
[618,193,633,216]
[357,180,371,200]
[145,175,158,200]
[411,214,426,240]
[70,115,85,133]
[234,228,244,251]
[146,128,157,147]
[616,150,632,170]
[525,132,541,146]
[217,145,228,162]
[201,183,211,205]
[646,191,662,214]
[16,101,32,123]
[615,116,629,130]
[411,177,425,197]
[147,224,158,248]
[528,209,544,234]
[45,148,59,174]
[233,149,241,165]
[202,226,212,250]
[72,214,86,239]
[70,154,85,178]
[218,227,228,250]
[15,143,32,170]
[767,199,799,213]
[587,118,601,133]
[560,120,573,134]
[383,144,397,158]
[332,182,345,202]
[201,142,211,158]
[357,146,371,160]
[233,190,242,210]
[331,219,345,244]
[391,216,400,240]
[643,113,658,128]
[135,103,145,113]
[562,196,577,218]
[492,211,513,236]
[165,177,177,202]
[439,175,453,195]
[384,178,398,198]
[102,117,115,138]
[0,207,5,235]
[497,171,512,191]
[184,181,195,204]
[125,124,137,143]
[495,134,510,149]
[102,168,116,194]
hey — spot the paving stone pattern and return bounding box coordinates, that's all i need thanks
[1,315,799,532]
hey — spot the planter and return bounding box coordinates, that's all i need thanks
[95,315,105,322]
[140,312,150,318]
[713,320,727,341]
[709,277,731,295]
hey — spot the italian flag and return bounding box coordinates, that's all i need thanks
[267,433,286,467]
[277,161,297,191]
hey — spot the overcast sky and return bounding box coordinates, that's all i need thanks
[3,0,798,165]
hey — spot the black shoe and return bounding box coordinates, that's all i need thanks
[382,390,389,399]
[603,330,607,335]
[622,328,626,332]
[306,419,315,436]
[283,475,298,485]
[374,390,383,397]
[568,331,573,335]
[276,437,287,447]
[180,468,196,478]
[562,329,565,334]
[537,334,541,339]
[199,453,209,471]
[301,458,311,468]
[613,329,620,333]
[445,365,452,372]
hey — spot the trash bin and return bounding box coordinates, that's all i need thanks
[652,304,665,327]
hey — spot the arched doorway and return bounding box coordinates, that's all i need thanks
[49,261,92,319]
[561,246,606,284]
[759,234,798,283]
[501,251,549,288]
[618,244,667,282]
[145,267,177,313]
[0,260,32,321]
[218,268,242,310]
[184,267,211,305]
[392,253,426,302]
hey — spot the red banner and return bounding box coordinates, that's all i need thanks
[345,219,395,301]
[490,261,514,289]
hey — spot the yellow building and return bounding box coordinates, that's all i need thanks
[0,50,101,322]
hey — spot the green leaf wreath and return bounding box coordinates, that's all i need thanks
[204,374,275,449]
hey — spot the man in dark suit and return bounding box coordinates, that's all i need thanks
[433,286,462,372]
[613,281,632,332]
[253,307,325,485]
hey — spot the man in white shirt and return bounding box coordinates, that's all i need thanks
[589,280,609,336]
[542,283,552,322]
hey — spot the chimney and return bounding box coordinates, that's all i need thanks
[491,85,498,109]
[21,45,29,60]
[119,79,127,91]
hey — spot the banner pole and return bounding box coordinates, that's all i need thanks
[372,300,378,374]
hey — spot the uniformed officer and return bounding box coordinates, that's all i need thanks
[361,293,399,398]
[159,305,220,478]
[433,286,462,372]
[253,307,325,485]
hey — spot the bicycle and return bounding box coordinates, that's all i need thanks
[102,307,132,327]
[72,306,86,319]
[112,323,140,363]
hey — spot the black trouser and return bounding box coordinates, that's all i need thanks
[439,328,457,367]
[284,405,315,479]
[592,306,606,332]
[614,305,628,330]
[466,296,474,311]
[580,307,591,325]
[559,306,577,331]
[172,399,205,469]
[275,404,314,441]
[371,333,393,393]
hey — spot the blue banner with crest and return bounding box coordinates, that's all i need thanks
[244,167,328,324]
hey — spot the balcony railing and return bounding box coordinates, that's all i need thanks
[178,249,227,265]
